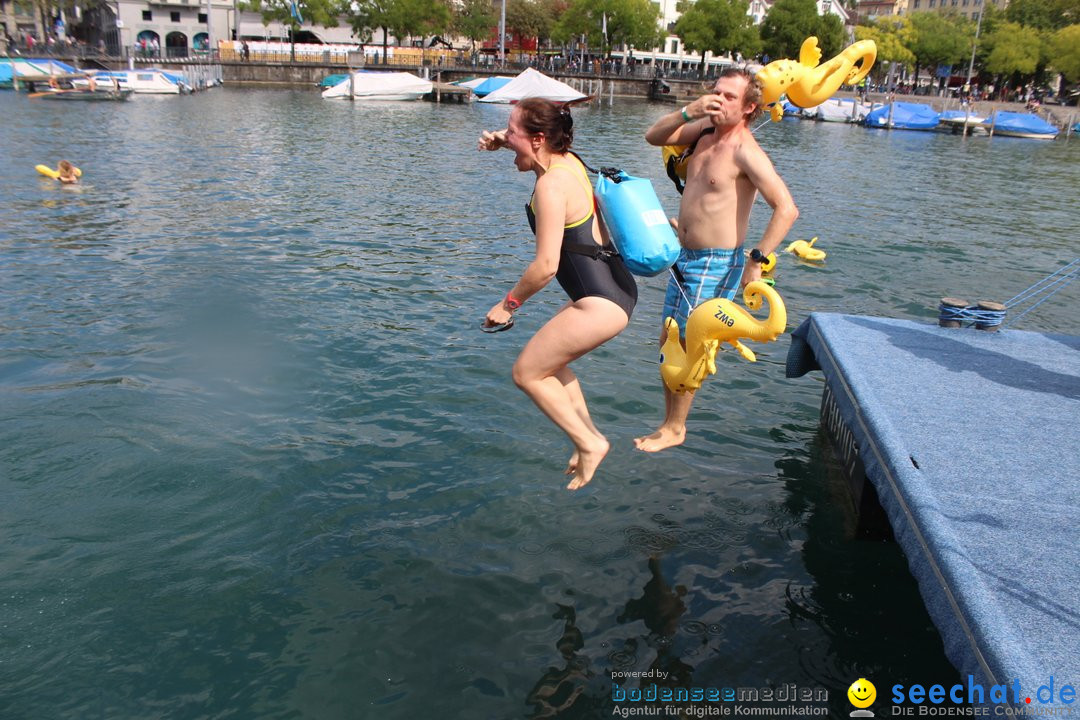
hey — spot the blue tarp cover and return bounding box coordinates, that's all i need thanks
[1,58,78,81]
[987,111,1059,136]
[865,101,940,129]
[787,314,1079,710]
[472,76,511,97]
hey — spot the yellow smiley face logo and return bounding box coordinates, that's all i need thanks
[848,678,876,708]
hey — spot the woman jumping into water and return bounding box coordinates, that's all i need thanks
[478,98,637,491]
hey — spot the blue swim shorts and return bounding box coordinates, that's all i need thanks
[662,247,746,336]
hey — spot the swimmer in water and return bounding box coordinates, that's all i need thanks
[56,160,80,184]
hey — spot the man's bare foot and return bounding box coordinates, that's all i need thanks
[634,426,686,452]
[566,436,610,491]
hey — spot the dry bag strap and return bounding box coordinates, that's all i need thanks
[564,241,619,260]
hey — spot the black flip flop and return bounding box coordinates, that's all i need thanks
[480,317,515,333]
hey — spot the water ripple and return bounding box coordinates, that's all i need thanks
[1,89,1076,720]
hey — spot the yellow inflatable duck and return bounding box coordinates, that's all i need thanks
[660,281,787,394]
[785,237,826,262]
[757,37,877,122]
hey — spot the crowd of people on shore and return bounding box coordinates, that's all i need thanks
[4,31,106,57]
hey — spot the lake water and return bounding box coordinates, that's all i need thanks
[1,88,1077,720]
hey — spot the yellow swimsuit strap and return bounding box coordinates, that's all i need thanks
[531,156,595,229]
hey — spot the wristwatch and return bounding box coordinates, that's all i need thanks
[504,291,523,311]
[749,248,767,264]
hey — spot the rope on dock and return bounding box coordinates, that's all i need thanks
[937,258,1079,329]
[1002,258,1080,326]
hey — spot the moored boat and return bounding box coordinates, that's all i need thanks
[27,87,133,101]
[938,109,988,134]
[321,71,433,101]
[985,111,1059,140]
[73,69,192,94]
[864,102,940,130]
[815,97,871,123]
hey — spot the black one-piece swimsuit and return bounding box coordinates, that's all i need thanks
[525,160,637,319]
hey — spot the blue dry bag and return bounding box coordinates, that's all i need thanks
[594,169,680,277]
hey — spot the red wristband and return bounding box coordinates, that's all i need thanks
[505,291,523,311]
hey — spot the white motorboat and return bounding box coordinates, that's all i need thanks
[815,98,870,123]
[73,69,192,94]
[321,71,433,101]
[938,109,987,133]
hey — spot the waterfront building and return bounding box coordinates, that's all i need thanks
[906,0,1005,21]
[853,0,911,23]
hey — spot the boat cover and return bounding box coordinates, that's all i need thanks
[321,71,433,99]
[865,101,940,129]
[478,68,586,104]
[985,111,1058,136]
[470,76,512,97]
[318,73,349,88]
[816,97,868,122]
[0,58,79,81]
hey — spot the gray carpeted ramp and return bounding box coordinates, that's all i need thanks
[787,313,1079,711]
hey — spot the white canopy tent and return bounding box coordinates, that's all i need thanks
[477,68,586,104]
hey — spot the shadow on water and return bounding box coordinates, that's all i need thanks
[777,430,961,717]
[515,427,960,720]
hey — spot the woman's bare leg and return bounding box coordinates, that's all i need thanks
[513,298,628,490]
[555,366,604,475]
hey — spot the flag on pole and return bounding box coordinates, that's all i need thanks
[601,11,607,38]
[290,0,304,24]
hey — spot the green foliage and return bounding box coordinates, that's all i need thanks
[1005,0,1057,29]
[816,11,845,56]
[1049,23,1080,80]
[760,0,840,60]
[348,0,394,44]
[907,11,971,69]
[672,0,761,60]
[455,0,496,47]
[854,15,916,66]
[389,0,451,42]
[606,0,666,49]
[242,0,344,29]
[982,20,1041,74]
[1005,0,1079,30]
[507,0,555,43]
[348,0,449,45]
[551,0,662,51]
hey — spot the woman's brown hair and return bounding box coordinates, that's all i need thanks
[514,97,590,153]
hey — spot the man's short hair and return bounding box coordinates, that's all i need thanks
[716,67,764,122]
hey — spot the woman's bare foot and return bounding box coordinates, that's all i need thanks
[633,425,686,453]
[566,436,610,491]
[565,450,579,476]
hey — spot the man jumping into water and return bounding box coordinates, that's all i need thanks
[635,68,798,452]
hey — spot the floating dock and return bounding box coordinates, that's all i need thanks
[424,82,471,103]
[787,313,1079,710]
